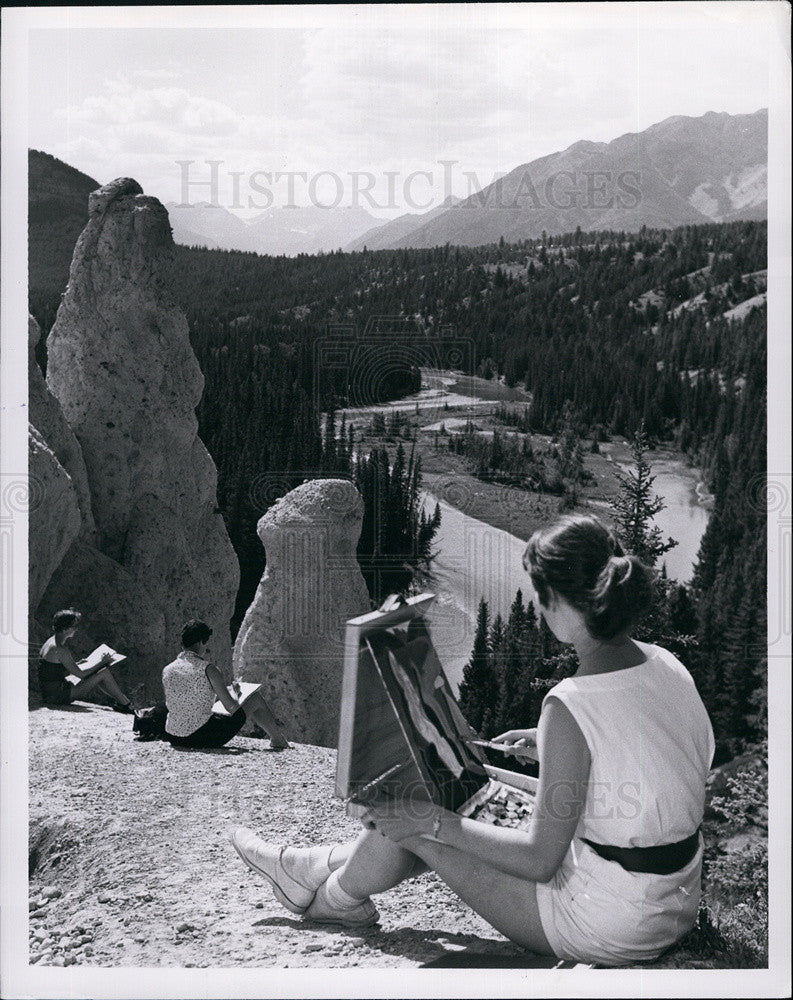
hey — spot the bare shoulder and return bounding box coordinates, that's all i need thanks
[540,695,590,758]
[40,639,64,663]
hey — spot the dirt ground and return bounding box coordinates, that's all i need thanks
[28,704,553,970]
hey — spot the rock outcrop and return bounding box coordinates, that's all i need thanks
[233,479,370,747]
[32,178,239,697]
[28,426,82,614]
[36,538,167,693]
[28,315,96,536]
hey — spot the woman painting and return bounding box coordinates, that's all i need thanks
[163,619,291,751]
[229,514,715,966]
[38,609,135,712]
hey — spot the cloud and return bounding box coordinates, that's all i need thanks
[57,82,241,137]
[35,11,771,215]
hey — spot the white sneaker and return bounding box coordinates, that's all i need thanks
[229,828,315,914]
[304,879,380,927]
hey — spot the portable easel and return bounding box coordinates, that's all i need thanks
[336,593,538,819]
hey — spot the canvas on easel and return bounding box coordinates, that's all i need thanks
[336,593,537,819]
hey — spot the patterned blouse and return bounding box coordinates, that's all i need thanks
[162,650,216,737]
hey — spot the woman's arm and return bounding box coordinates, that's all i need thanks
[366,697,591,883]
[57,645,87,679]
[491,727,538,758]
[204,663,240,715]
[58,646,113,679]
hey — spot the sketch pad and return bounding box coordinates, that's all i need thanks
[67,643,126,682]
[212,681,261,716]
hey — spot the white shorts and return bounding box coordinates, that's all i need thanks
[535,836,702,966]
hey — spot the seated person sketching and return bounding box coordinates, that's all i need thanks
[38,608,135,712]
[162,619,291,751]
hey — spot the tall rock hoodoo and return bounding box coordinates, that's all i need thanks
[30,308,168,702]
[33,178,239,695]
[28,315,96,541]
[28,425,82,616]
[233,479,370,747]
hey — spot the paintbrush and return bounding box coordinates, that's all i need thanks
[466,738,539,760]
[344,761,413,806]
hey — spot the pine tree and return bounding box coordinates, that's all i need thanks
[495,590,529,732]
[353,444,441,603]
[669,583,698,636]
[459,599,499,735]
[610,422,678,566]
[511,601,545,728]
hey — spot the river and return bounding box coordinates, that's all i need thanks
[335,371,711,689]
[420,491,538,690]
[596,446,712,584]
[423,454,711,690]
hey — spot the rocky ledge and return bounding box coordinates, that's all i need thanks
[28,705,530,969]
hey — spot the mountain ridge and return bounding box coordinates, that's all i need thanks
[383,109,767,249]
[29,108,767,273]
[344,195,462,252]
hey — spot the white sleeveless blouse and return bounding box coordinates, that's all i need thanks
[162,650,216,737]
[541,643,715,848]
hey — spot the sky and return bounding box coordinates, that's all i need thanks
[25,3,774,219]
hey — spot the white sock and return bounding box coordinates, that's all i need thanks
[283,846,334,891]
[323,869,367,909]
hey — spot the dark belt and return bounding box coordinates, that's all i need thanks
[582,828,701,876]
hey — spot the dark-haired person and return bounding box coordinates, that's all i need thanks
[162,619,291,751]
[229,514,714,964]
[38,609,135,712]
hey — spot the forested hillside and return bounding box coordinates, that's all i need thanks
[28,150,99,331]
[30,218,768,756]
[172,219,764,453]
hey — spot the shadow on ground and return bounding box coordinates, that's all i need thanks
[252,915,566,968]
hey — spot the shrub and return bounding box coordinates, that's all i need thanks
[709,762,768,830]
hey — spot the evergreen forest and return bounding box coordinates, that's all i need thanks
[30,219,768,758]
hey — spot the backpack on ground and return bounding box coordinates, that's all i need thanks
[132,705,169,741]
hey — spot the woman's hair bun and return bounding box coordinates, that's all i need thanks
[611,553,633,584]
[589,552,654,640]
[523,514,656,641]
[52,608,82,632]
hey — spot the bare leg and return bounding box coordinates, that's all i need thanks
[96,671,132,705]
[240,689,289,745]
[71,668,130,705]
[335,830,554,956]
[335,830,428,897]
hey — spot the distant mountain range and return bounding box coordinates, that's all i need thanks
[344,196,462,252]
[29,109,767,279]
[373,109,767,249]
[165,201,383,256]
